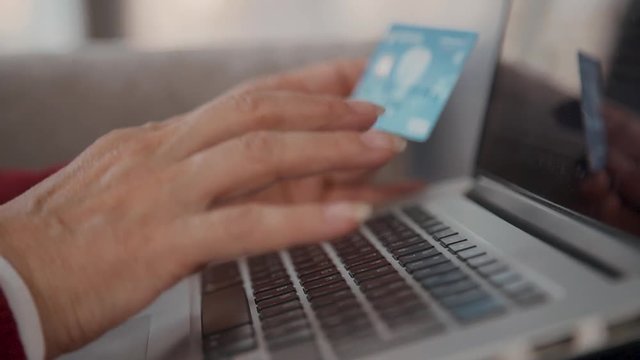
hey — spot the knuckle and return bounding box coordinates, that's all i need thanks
[93,127,136,150]
[227,92,281,128]
[227,91,264,115]
[141,120,164,132]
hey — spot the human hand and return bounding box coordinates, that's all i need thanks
[0,60,411,357]
[229,59,425,205]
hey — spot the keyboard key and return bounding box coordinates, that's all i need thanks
[298,267,338,283]
[256,291,298,311]
[477,262,508,276]
[347,258,389,274]
[266,327,314,350]
[206,337,257,357]
[425,224,449,234]
[378,302,428,321]
[439,234,467,246]
[380,310,431,331]
[456,247,485,259]
[306,281,350,299]
[438,288,492,308]
[261,308,306,330]
[296,261,334,275]
[411,262,457,279]
[465,254,496,268]
[308,288,354,307]
[369,291,422,310]
[202,285,251,335]
[205,324,254,349]
[314,298,362,318]
[339,247,378,261]
[339,252,381,267]
[259,300,302,319]
[319,310,368,328]
[324,318,374,340]
[359,273,404,292]
[450,297,504,323]
[500,280,535,296]
[263,318,310,341]
[392,242,434,258]
[512,288,547,307]
[397,247,441,265]
[302,274,343,291]
[417,219,441,229]
[203,262,242,293]
[385,237,425,251]
[404,254,449,272]
[353,265,395,284]
[251,269,289,284]
[430,279,478,298]
[489,271,522,287]
[203,276,242,294]
[252,277,291,294]
[432,228,457,240]
[254,284,295,302]
[447,241,475,253]
[362,281,411,299]
[419,270,468,289]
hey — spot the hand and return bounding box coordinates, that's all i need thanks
[0,60,412,357]
[228,59,424,205]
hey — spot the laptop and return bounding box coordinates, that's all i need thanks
[83,0,640,359]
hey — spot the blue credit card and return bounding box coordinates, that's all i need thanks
[352,23,477,142]
[578,52,607,172]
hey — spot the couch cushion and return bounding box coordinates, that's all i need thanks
[0,42,373,168]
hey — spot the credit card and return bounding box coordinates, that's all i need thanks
[578,52,607,172]
[352,23,477,142]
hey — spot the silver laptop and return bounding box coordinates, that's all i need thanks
[100,1,640,359]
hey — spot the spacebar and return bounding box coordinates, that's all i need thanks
[202,284,251,335]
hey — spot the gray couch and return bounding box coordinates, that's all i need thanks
[0,39,500,181]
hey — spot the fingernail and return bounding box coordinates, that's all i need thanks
[361,131,407,152]
[347,100,385,116]
[325,202,373,224]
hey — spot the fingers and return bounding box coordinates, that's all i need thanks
[177,130,406,205]
[177,202,371,264]
[165,91,383,157]
[325,181,426,204]
[234,58,367,97]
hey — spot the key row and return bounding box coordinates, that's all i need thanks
[289,245,377,357]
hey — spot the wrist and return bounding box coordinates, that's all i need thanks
[0,210,56,358]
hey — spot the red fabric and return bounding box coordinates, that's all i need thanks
[0,165,64,358]
[0,289,27,360]
[0,165,64,205]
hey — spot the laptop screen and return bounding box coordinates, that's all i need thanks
[476,0,640,239]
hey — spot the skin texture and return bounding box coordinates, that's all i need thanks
[0,59,423,358]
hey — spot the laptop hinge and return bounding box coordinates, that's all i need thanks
[467,177,626,280]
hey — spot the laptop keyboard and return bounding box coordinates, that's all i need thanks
[201,206,548,359]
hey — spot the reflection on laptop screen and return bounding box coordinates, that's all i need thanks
[477,0,640,239]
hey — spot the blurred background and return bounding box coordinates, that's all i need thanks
[0,0,510,182]
[0,0,498,53]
